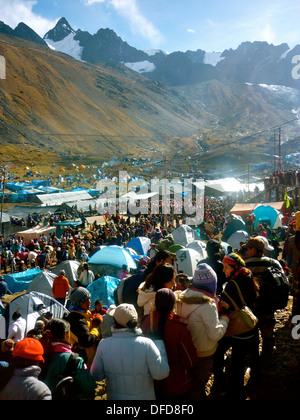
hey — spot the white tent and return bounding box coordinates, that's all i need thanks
[227,230,249,250]
[186,240,207,260]
[17,226,56,244]
[172,224,200,246]
[175,248,202,277]
[52,261,80,287]
[27,271,57,298]
[6,291,69,335]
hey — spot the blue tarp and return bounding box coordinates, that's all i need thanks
[87,276,120,308]
[4,268,42,294]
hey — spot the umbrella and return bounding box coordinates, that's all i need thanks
[89,246,137,270]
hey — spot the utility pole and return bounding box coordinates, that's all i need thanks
[278,127,282,171]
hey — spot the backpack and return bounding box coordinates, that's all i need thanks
[254,266,290,313]
[52,353,88,401]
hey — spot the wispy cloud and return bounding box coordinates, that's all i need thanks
[187,29,196,34]
[84,0,164,47]
[0,0,56,37]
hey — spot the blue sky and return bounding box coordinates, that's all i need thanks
[1,0,300,53]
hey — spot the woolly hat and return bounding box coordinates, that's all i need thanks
[69,287,91,307]
[155,288,176,314]
[13,338,44,362]
[223,253,245,267]
[110,303,138,328]
[192,263,217,294]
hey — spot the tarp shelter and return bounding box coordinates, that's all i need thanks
[186,240,208,260]
[54,221,83,239]
[87,276,120,309]
[175,248,202,277]
[172,224,200,246]
[17,226,56,245]
[222,218,247,241]
[4,268,42,294]
[227,230,249,250]
[126,237,151,255]
[35,191,93,206]
[252,205,283,229]
[52,261,80,287]
[89,246,137,271]
[5,291,69,335]
[27,271,57,298]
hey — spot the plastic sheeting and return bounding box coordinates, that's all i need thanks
[87,276,120,308]
[4,268,42,294]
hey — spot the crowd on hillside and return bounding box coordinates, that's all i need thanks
[0,201,299,401]
[264,169,300,188]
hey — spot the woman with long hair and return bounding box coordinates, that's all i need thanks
[137,263,176,317]
[212,253,259,400]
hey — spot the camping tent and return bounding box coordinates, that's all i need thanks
[87,276,120,309]
[172,224,200,246]
[227,230,249,250]
[27,271,57,298]
[88,246,137,270]
[252,205,283,229]
[4,268,42,294]
[222,218,247,241]
[52,261,80,287]
[175,248,202,277]
[186,240,207,260]
[126,237,151,255]
[5,291,69,335]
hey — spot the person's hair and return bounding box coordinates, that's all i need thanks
[147,250,175,273]
[47,318,70,341]
[143,263,175,291]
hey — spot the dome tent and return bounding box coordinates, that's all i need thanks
[252,205,282,229]
[126,237,151,255]
[172,224,200,246]
[52,260,80,287]
[27,271,57,298]
[175,248,202,277]
[5,291,68,335]
[227,230,249,250]
[87,276,120,309]
[88,246,137,270]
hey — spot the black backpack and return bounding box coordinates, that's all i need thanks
[52,353,88,401]
[255,266,290,313]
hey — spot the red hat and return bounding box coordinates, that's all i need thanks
[13,338,44,362]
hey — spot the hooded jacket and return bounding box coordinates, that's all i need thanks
[176,288,229,357]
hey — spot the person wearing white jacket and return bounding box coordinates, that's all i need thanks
[176,263,229,400]
[90,303,170,400]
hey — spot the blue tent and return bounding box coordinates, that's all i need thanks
[89,246,137,270]
[4,268,42,294]
[252,205,281,229]
[87,276,120,308]
[126,237,151,255]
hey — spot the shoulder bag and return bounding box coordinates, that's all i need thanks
[223,280,258,337]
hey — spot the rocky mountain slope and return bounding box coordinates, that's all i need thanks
[0,19,299,173]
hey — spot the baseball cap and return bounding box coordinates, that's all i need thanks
[256,235,274,251]
[110,303,138,328]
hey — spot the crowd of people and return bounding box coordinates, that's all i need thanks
[0,205,299,400]
[264,169,300,188]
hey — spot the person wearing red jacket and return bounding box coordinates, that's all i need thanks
[141,288,198,400]
[52,270,70,306]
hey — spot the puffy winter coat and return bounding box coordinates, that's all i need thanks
[176,288,229,357]
[90,327,170,400]
[0,366,52,400]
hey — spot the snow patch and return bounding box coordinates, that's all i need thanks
[44,33,83,61]
[124,61,156,74]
